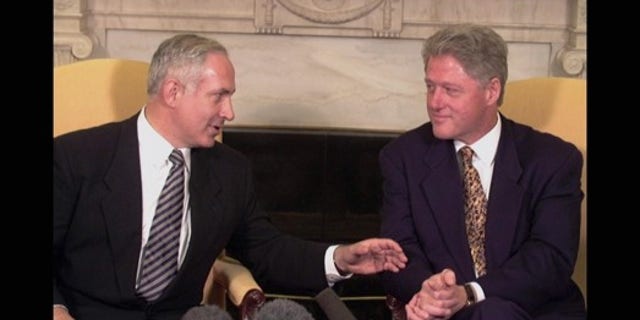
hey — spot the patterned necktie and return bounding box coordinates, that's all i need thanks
[459,146,487,277]
[137,149,185,301]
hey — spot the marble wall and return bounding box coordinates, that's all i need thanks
[54,0,586,132]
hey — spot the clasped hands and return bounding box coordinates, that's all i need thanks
[405,268,467,320]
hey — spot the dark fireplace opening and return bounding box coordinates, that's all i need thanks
[223,126,400,319]
[224,127,399,243]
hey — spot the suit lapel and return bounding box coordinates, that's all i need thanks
[101,117,144,298]
[420,139,476,280]
[179,147,223,272]
[485,116,524,269]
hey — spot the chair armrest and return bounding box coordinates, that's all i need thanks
[211,256,266,320]
[386,295,406,320]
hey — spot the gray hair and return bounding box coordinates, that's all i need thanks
[421,24,508,105]
[147,34,228,96]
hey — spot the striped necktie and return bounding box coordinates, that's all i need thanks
[137,149,185,301]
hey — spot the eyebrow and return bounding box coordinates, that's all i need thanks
[212,88,235,95]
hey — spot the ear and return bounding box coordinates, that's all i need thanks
[485,77,501,106]
[160,78,183,107]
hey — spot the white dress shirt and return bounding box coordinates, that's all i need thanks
[452,113,502,302]
[135,107,192,287]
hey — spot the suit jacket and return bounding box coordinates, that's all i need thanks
[378,114,585,317]
[53,114,330,320]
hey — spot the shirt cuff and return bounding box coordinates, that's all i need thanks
[467,281,486,302]
[53,304,69,312]
[324,245,353,286]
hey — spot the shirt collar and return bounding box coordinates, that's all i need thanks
[454,113,501,166]
[137,106,191,171]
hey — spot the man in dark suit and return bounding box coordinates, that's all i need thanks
[378,24,586,319]
[53,34,407,320]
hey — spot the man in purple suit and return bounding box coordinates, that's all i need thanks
[378,24,586,319]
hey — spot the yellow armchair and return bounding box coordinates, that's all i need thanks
[54,58,265,319]
[53,58,149,137]
[202,255,266,319]
[500,77,587,300]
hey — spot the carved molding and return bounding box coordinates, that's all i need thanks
[77,0,585,78]
[54,0,76,11]
[276,0,384,24]
[53,0,93,65]
[255,0,401,37]
[83,1,575,45]
[54,47,75,66]
[556,48,586,76]
[555,0,586,77]
[54,32,94,60]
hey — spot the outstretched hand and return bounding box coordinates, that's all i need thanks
[333,238,407,275]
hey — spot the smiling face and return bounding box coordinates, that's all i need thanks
[171,53,236,148]
[425,54,500,145]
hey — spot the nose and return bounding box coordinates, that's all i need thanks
[427,88,444,111]
[220,97,235,121]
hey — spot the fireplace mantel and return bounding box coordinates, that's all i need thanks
[54,0,586,132]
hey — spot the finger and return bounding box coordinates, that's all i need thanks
[420,283,454,303]
[419,299,453,318]
[383,261,404,272]
[416,289,437,307]
[407,303,432,320]
[382,262,397,272]
[419,301,453,319]
[430,292,458,307]
[431,286,457,301]
[374,249,406,264]
[408,294,420,307]
[390,249,408,263]
[420,295,455,314]
[426,273,447,291]
[442,268,457,286]
[405,305,422,320]
[373,238,405,254]
[385,254,407,268]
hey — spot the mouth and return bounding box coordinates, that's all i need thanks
[429,114,449,122]
[208,123,223,135]
[212,121,224,130]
